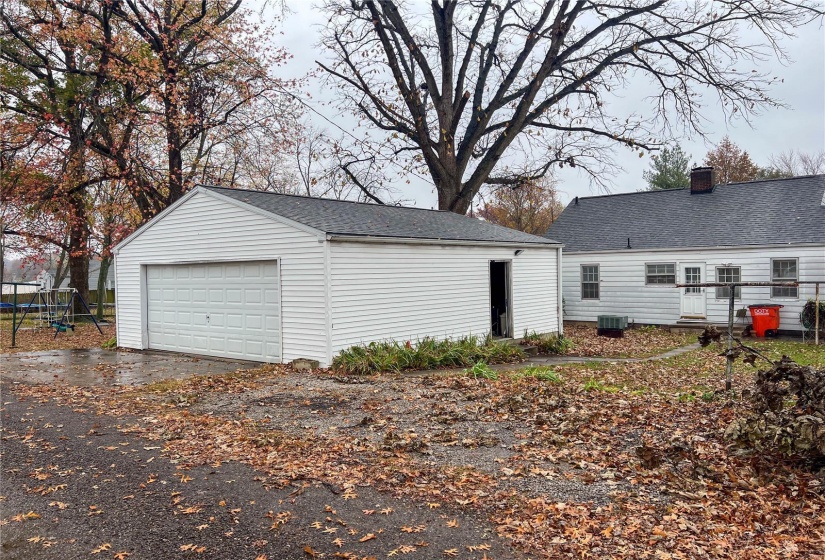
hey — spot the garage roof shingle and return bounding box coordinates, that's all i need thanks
[203,186,559,245]
[545,175,825,252]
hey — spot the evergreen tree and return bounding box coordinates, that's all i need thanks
[643,146,692,190]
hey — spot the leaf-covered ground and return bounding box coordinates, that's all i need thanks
[5,339,824,558]
[562,325,694,358]
[0,321,114,353]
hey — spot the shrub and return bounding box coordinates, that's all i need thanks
[726,357,825,460]
[332,335,525,375]
[800,299,825,330]
[522,331,574,354]
[102,336,117,349]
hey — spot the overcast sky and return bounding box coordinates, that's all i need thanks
[272,3,825,208]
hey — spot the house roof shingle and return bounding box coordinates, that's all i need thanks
[545,174,825,252]
[203,186,560,245]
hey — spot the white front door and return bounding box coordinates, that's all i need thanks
[680,263,706,319]
[146,261,281,362]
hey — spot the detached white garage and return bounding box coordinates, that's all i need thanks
[115,186,563,367]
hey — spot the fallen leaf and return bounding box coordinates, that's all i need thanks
[90,543,111,554]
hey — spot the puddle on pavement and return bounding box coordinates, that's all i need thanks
[1,348,257,386]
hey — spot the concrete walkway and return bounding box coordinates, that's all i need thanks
[402,342,702,377]
[525,342,702,366]
[1,348,257,386]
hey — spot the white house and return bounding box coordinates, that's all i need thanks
[546,170,825,333]
[114,186,563,366]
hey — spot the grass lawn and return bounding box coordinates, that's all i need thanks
[9,336,823,558]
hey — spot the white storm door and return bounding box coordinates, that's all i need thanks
[679,263,706,318]
[146,261,280,362]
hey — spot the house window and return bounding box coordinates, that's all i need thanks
[715,267,741,299]
[645,263,676,285]
[581,265,600,300]
[771,259,798,298]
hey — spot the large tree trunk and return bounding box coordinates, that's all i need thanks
[164,63,186,206]
[53,246,69,288]
[67,190,90,317]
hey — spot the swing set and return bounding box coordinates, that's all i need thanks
[2,272,102,348]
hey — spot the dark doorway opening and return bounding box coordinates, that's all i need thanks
[490,261,511,338]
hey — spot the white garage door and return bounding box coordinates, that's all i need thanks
[146,261,280,362]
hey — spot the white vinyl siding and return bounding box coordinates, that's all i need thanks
[115,191,326,364]
[329,241,559,353]
[771,258,798,299]
[581,265,599,300]
[715,266,741,299]
[562,246,824,330]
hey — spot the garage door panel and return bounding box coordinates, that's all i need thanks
[264,289,279,305]
[245,314,263,329]
[146,261,280,362]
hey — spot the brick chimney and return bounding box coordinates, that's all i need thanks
[690,167,714,194]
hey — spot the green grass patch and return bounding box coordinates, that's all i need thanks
[516,364,562,383]
[746,339,824,367]
[583,379,622,393]
[332,335,525,375]
[522,331,574,354]
[464,361,498,380]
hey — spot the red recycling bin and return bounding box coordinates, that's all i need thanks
[748,304,783,337]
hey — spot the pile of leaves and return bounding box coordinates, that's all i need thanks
[726,356,825,460]
[521,331,574,354]
[563,324,692,358]
[332,335,524,375]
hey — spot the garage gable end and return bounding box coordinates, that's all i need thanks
[115,187,324,255]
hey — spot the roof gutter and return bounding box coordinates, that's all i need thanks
[326,233,563,249]
[562,241,825,255]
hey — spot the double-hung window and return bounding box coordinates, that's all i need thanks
[645,263,676,285]
[771,259,798,298]
[581,265,600,300]
[715,267,741,299]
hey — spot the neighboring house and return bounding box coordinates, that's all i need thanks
[59,259,115,291]
[546,170,825,332]
[114,186,563,366]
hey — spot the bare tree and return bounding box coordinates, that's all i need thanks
[768,149,825,177]
[318,1,821,213]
